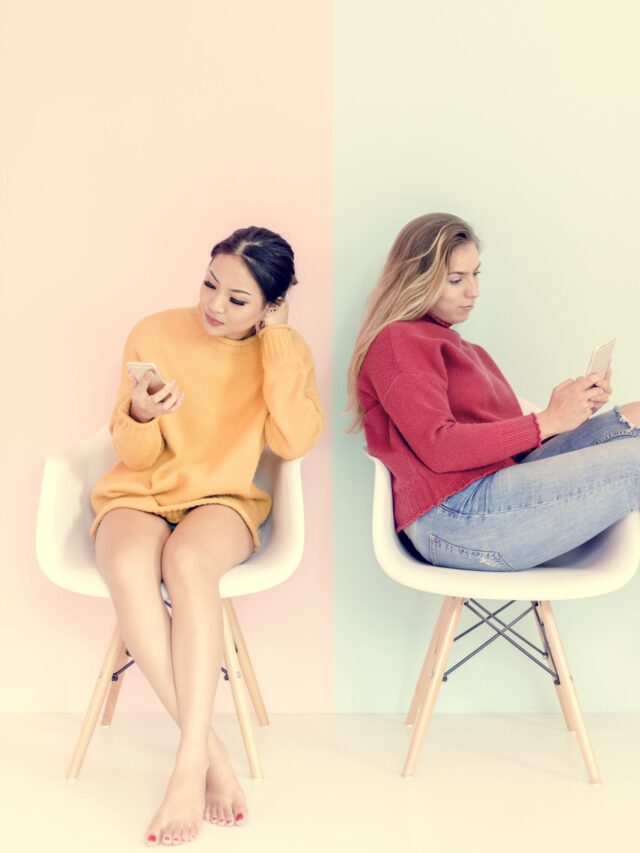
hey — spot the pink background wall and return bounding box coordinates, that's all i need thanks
[1,1,332,713]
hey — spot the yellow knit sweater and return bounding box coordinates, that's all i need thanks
[90,307,324,548]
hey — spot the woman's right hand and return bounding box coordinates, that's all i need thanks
[128,370,185,424]
[537,376,602,439]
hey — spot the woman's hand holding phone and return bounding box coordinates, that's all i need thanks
[587,363,613,415]
[128,369,185,424]
[536,373,608,440]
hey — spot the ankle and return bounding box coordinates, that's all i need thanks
[207,732,229,756]
[176,740,209,769]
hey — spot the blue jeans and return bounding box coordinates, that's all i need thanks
[405,406,640,571]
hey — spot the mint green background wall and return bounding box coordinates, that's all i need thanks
[333,0,640,712]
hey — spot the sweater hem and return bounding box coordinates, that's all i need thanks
[90,496,264,551]
[395,462,516,533]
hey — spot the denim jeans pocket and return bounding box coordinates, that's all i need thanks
[428,534,513,571]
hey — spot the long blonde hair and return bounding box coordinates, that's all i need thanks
[346,212,480,431]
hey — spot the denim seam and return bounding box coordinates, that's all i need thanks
[436,472,639,518]
[428,534,512,571]
[596,431,640,443]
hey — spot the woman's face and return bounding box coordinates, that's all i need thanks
[198,253,267,340]
[429,241,481,325]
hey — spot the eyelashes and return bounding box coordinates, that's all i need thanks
[203,280,247,306]
[448,271,481,285]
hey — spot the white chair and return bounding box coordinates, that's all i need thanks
[36,426,305,780]
[366,398,640,783]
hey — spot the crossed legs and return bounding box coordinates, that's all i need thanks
[95,504,253,846]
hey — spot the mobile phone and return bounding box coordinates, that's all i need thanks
[127,361,167,394]
[586,338,615,379]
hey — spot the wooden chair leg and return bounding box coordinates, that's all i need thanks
[222,605,263,779]
[537,601,601,784]
[223,599,269,727]
[402,597,464,777]
[100,642,129,726]
[406,597,451,725]
[532,601,575,733]
[66,624,123,779]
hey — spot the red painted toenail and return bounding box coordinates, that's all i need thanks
[236,813,244,820]
[147,835,156,842]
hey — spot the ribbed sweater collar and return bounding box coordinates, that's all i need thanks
[425,311,453,329]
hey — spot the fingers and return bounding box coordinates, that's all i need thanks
[128,368,154,391]
[130,376,184,421]
[139,370,155,393]
[150,379,178,404]
[581,373,603,388]
[166,392,185,414]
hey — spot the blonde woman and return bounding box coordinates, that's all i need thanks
[347,212,639,572]
[92,226,323,846]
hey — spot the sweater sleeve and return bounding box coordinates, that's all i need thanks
[259,325,324,460]
[108,327,166,471]
[380,362,541,474]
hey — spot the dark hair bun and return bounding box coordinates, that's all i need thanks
[210,226,297,304]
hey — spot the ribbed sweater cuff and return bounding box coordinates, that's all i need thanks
[258,325,299,361]
[529,411,543,447]
[114,398,161,433]
[502,412,542,454]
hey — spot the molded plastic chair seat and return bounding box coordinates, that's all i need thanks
[369,452,640,602]
[37,427,304,601]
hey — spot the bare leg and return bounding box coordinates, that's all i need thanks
[618,401,640,427]
[157,505,253,844]
[95,506,252,846]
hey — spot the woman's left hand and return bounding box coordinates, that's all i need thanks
[588,363,613,414]
[257,299,289,332]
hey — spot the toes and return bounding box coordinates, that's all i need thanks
[145,827,160,846]
[223,805,234,826]
[234,807,247,826]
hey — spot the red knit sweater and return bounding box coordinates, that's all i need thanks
[358,313,542,532]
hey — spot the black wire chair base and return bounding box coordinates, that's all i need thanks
[441,599,560,685]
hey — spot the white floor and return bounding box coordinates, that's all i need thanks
[2,712,639,853]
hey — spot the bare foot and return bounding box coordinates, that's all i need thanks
[203,731,248,827]
[145,750,208,846]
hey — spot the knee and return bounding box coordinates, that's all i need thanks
[161,539,221,591]
[617,402,640,429]
[98,548,160,594]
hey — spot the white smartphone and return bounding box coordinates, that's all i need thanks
[586,338,615,379]
[127,361,167,394]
